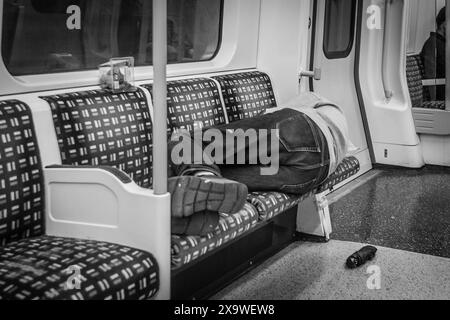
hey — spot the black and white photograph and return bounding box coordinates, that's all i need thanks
[0,0,449,309]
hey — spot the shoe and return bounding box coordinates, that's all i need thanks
[168,176,248,218]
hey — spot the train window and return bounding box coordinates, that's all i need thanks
[323,0,357,59]
[1,0,223,76]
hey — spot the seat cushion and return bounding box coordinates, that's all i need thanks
[0,236,159,300]
[0,100,45,247]
[317,156,360,193]
[213,71,277,122]
[143,78,227,133]
[421,101,446,110]
[171,202,259,270]
[41,89,154,189]
[247,192,305,221]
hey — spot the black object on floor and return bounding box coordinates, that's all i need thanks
[346,246,378,269]
[331,166,450,258]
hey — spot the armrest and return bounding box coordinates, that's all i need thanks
[46,165,133,184]
[44,165,171,300]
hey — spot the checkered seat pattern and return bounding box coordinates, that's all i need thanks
[0,236,159,300]
[212,71,277,122]
[41,89,154,189]
[171,203,259,269]
[406,55,425,109]
[143,78,227,133]
[247,192,304,221]
[0,100,45,246]
[420,100,446,110]
[317,156,360,193]
[0,100,159,300]
[406,55,445,110]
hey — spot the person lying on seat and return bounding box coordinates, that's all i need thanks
[168,92,356,236]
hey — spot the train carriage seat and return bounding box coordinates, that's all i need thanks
[171,203,259,269]
[406,55,445,110]
[0,100,159,300]
[40,88,260,272]
[212,71,360,217]
[142,78,227,133]
[42,74,361,272]
[41,89,155,189]
[212,71,278,122]
[144,77,297,223]
[145,75,360,224]
[143,79,265,268]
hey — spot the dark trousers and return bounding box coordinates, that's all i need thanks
[169,108,330,196]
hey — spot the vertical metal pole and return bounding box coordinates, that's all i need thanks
[446,1,450,110]
[382,0,393,100]
[153,0,168,194]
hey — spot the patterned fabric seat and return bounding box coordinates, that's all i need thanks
[213,71,277,122]
[316,156,360,193]
[143,78,227,133]
[171,203,259,270]
[247,192,304,221]
[420,100,446,110]
[406,55,425,109]
[42,89,258,272]
[0,236,158,300]
[406,55,444,110]
[0,100,159,300]
[41,89,154,189]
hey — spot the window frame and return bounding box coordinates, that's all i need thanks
[0,0,261,96]
[322,0,357,60]
[1,0,224,77]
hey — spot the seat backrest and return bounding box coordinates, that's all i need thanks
[143,78,227,133]
[212,71,277,122]
[41,89,154,189]
[406,55,424,108]
[0,100,45,247]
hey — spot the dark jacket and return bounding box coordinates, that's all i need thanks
[420,32,446,100]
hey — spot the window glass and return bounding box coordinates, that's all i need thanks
[323,0,356,59]
[1,0,222,75]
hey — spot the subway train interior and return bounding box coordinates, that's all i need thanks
[0,0,449,303]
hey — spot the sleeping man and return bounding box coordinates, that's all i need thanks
[168,92,357,236]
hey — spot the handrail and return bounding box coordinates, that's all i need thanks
[381,0,393,100]
[153,0,168,195]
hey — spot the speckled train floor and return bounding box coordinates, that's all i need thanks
[213,166,450,300]
[213,241,450,300]
[330,166,450,259]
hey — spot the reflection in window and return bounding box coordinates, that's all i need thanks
[1,0,222,75]
[323,0,356,59]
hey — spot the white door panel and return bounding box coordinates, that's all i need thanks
[311,0,372,171]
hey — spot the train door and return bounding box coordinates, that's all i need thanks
[406,0,450,165]
[307,0,372,173]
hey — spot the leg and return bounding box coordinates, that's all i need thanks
[210,108,331,195]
